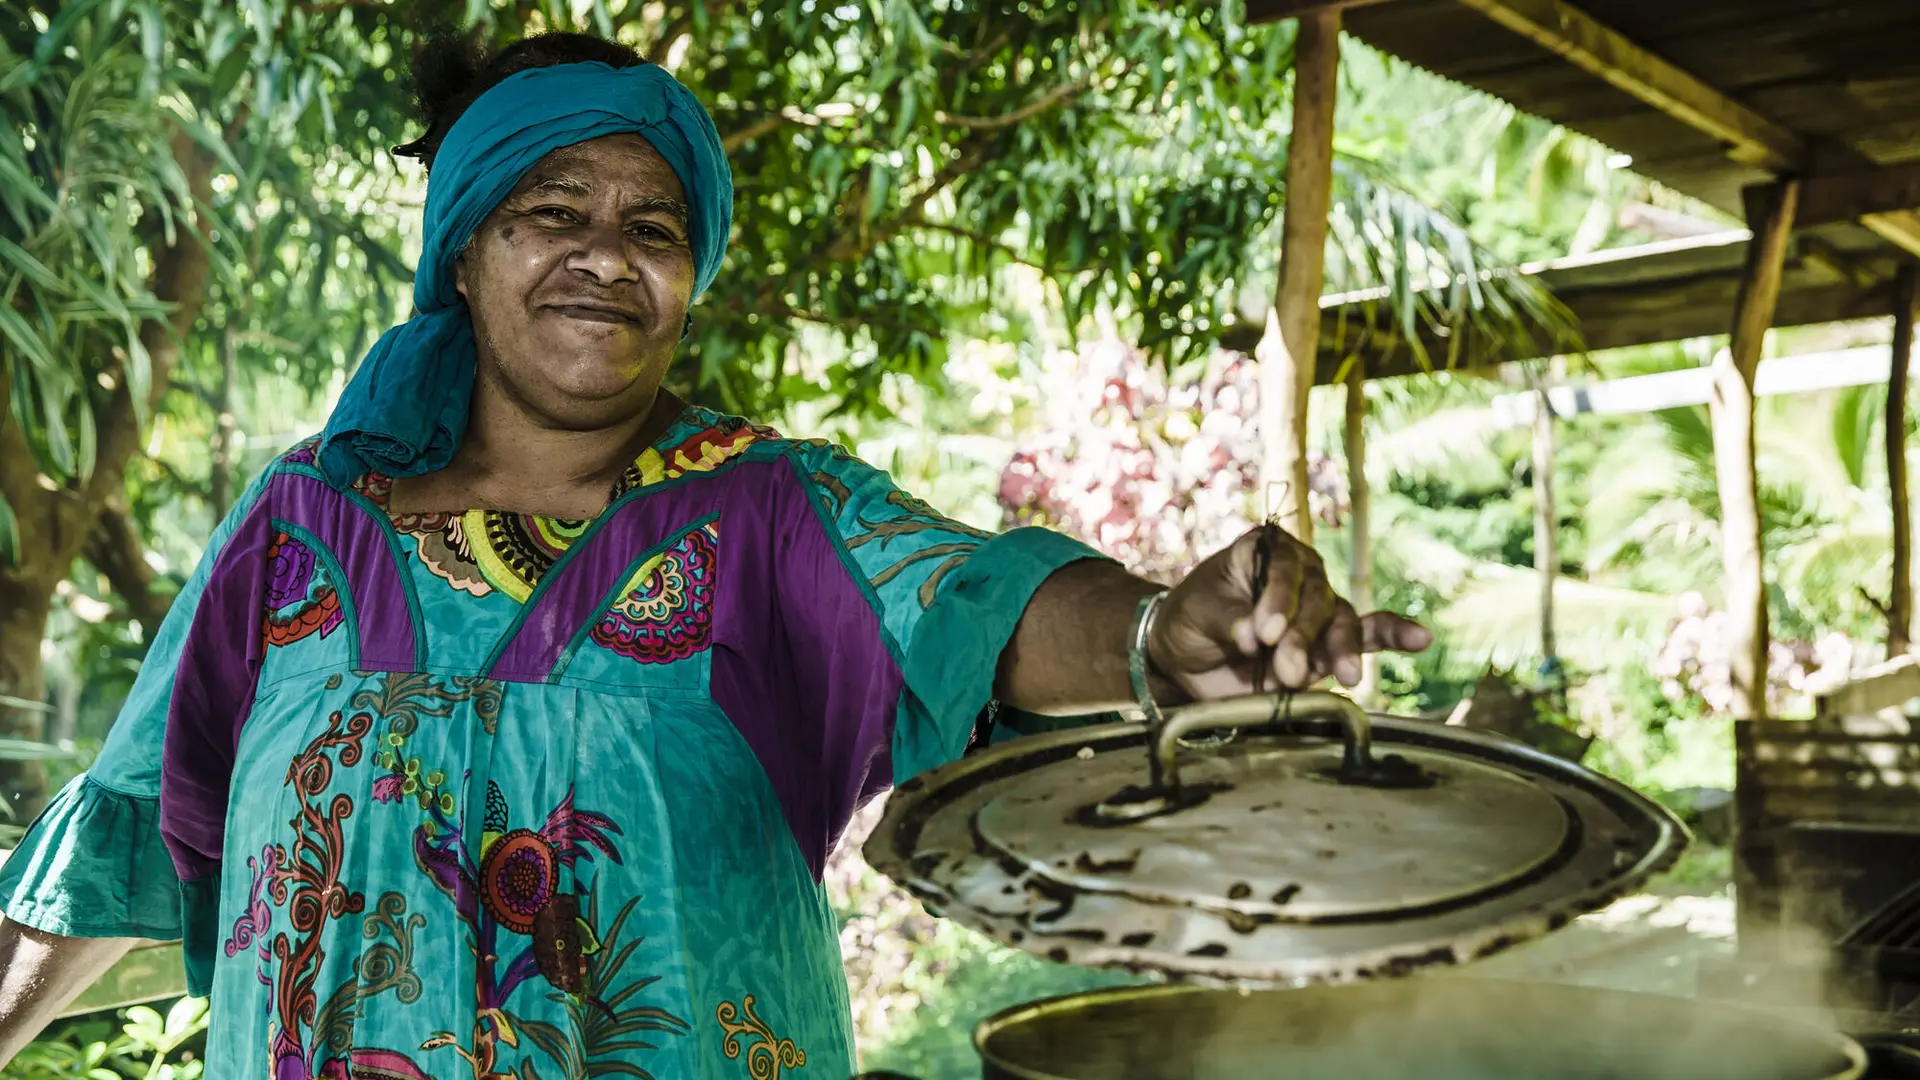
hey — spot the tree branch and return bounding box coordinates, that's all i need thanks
[720,106,857,152]
[721,114,789,151]
[83,500,171,629]
[907,219,1046,270]
[820,128,1006,267]
[642,0,741,66]
[83,127,218,517]
[145,456,213,503]
[0,367,40,524]
[933,75,1095,130]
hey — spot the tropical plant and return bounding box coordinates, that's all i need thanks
[0,0,1580,812]
[0,996,209,1080]
[518,894,693,1080]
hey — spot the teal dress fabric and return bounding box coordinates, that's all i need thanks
[0,406,1104,1080]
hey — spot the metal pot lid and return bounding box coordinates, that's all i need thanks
[864,692,1689,986]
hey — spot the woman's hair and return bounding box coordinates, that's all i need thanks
[393,31,651,171]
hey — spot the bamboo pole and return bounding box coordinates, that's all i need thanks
[1887,265,1918,657]
[1344,360,1378,704]
[1713,179,1799,724]
[1720,179,1798,953]
[1258,9,1341,544]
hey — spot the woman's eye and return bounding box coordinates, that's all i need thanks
[629,223,676,242]
[534,206,576,222]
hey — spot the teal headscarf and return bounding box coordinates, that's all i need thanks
[316,61,732,490]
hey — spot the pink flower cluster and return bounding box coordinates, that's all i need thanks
[998,338,1340,581]
[1650,591,1857,715]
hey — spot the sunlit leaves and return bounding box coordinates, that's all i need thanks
[1,0,424,536]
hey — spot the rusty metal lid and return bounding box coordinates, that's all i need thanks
[864,692,1688,986]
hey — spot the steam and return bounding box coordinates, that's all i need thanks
[979,972,1861,1080]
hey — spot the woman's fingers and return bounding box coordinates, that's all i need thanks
[1322,600,1365,686]
[1161,525,1433,700]
[1270,570,1333,688]
[1360,611,1434,654]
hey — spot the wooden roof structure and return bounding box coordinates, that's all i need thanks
[1224,227,1911,384]
[1236,0,1920,952]
[1240,0,1920,385]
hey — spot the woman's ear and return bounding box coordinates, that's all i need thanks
[453,255,470,300]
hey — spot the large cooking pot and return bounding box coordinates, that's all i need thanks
[854,979,1869,1080]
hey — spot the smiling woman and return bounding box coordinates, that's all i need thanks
[0,29,1428,1080]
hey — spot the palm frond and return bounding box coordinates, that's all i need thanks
[1363,404,1507,486]
[1439,567,1677,669]
[1321,156,1584,375]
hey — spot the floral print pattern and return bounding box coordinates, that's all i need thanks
[264,531,343,648]
[351,412,769,603]
[592,522,719,664]
[254,673,690,1079]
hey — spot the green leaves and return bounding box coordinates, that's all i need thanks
[1,0,419,492]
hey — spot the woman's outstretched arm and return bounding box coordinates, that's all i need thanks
[0,919,139,1065]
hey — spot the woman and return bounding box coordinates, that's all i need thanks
[0,32,1427,1079]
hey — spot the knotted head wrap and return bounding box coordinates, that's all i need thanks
[316,60,732,489]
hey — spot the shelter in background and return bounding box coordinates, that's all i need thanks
[1239,0,1920,972]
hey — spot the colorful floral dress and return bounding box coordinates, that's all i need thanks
[0,407,1098,1080]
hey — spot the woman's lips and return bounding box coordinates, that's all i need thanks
[549,304,638,324]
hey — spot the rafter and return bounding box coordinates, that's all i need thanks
[1450,0,1920,258]
[1451,0,1802,170]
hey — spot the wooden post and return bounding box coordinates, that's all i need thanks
[1887,265,1918,657]
[1532,377,1558,662]
[1721,179,1798,953]
[1714,179,1799,724]
[1344,360,1379,704]
[1258,9,1341,544]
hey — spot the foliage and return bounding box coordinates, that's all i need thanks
[998,337,1276,582]
[0,0,1581,509]
[1,997,208,1080]
[1,0,416,520]
[828,799,1142,1080]
[669,0,1576,418]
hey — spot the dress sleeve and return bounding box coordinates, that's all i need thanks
[0,469,274,967]
[785,441,1110,788]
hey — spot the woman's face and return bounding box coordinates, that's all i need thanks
[454,132,695,429]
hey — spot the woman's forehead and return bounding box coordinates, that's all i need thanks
[515,133,686,201]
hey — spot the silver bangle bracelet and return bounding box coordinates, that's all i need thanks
[1130,591,1169,728]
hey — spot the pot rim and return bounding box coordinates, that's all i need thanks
[968,979,1871,1080]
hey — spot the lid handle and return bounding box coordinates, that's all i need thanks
[1149,691,1376,792]
[1091,693,1430,825]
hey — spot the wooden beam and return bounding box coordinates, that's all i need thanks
[1814,655,1920,722]
[1343,361,1379,705]
[1244,0,1396,22]
[1724,184,1799,951]
[1856,211,1920,262]
[1448,0,1920,257]
[1714,179,1797,727]
[1490,346,1896,427]
[1449,0,1805,172]
[1790,162,1920,230]
[1888,265,1918,657]
[1257,8,1341,543]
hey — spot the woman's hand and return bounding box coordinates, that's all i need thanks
[1149,523,1431,700]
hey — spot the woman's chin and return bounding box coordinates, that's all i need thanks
[530,369,659,423]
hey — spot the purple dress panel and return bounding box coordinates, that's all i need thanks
[706,456,904,879]
[275,471,420,671]
[157,499,272,882]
